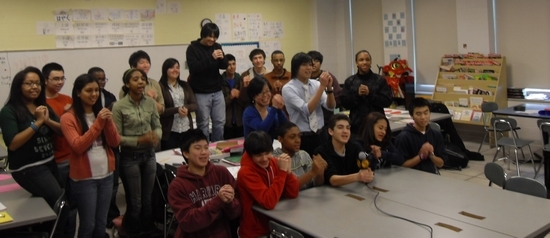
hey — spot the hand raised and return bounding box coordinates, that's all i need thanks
[277,153,291,172]
[271,94,284,109]
[311,154,328,175]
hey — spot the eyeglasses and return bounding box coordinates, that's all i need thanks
[260,90,271,96]
[22,82,42,87]
[49,77,66,82]
[98,78,109,82]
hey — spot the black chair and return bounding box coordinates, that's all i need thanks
[269,220,304,238]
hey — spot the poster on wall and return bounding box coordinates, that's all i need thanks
[383,12,406,48]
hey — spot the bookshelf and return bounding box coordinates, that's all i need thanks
[432,54,507,125]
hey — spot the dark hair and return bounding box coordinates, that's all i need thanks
[128,50,151,68]
[244,131,273,155]
[360,112,392,150]
[41,62,64,79]
[247,76,272,103]
[121,68,148,96]
[226,54,236,62]
[71,74,107,150]
[290,52,313,78]
[355,50,371,62]
[179,129,208,163]
[327,113,351,130]
[200,23,220,39]
[6,67,50,122]
[271,50,284,58]
[159,58,187,90]
[249,49,266,61]
[87,67,104,75]
[277,121,298,138]
[408,97,431,116]
[307,50,324,64]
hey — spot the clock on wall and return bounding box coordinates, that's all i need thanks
[200,18,212,28]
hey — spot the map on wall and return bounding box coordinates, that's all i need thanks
[383,12,406,48]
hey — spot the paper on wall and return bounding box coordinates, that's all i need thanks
[140,9,155,21]
[108,9,124,21]
[124,22,140,34]
[124,34,141,46]
[215,13,231,43]
[71,9,91,21]
[109,22,123,34]
[74,35,92,48]
[260,41,281,59]
[167,2,181,14]
[140,22,154,34]
[73,22,92,35]
[232,13,247,41]
[140,34,155,46]
[91,8,108,21]
[55,22,74,35]
[156,0,166,14]
[108,34,125,47]
[125,10,141,21]
[0,53,12,87]
[56,35,74,48]
[91,35,109,48]
[247,13,262,41]
[92,22,109,35]
[36,21,55,35]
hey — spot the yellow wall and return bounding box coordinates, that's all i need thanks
[0,0,312,57]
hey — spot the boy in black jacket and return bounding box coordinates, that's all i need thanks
[394,98,446,174]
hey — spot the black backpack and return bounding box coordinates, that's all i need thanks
[443,141,469,170]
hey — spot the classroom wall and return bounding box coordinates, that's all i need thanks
[351,0,385,74]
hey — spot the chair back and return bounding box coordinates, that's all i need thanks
[481,102,498,113]
[269,220,304,238]
[164,163,178,184]
[537,120,550,152]
[484,162,506,188]
[50,190,67,238]
[492,118,519,148]
[429,122,441,132]
[505,176,547,198]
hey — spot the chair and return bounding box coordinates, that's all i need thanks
[429,122,441,132]
[505,176,547,198]
[492,118,536,177]
[49,189,67,238]
[536,119,549,178]
[478,102,521,152]
[154,163,179,238]
[269,220,304,238]
[484,162,507,188]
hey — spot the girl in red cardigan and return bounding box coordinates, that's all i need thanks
[60,74,120,238]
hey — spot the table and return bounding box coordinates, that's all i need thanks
[254,182,514,238]
[0,176,56,230]
[256,167,550,238]
[493,103,550,198]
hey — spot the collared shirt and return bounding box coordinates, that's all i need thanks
[112,94,162,150]
[168,83,190,133]
[282,78,332,133]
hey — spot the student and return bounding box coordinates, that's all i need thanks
[315,114,374,187]
[88,67,120,228]
[242,77,287,139]
[340,50,392,135]
[264,50,291,95]
[237,131,299,238]
[159,58,197,150]
[88,67,117,109]
[282,52,335,156]
[112,68,162,237]
[307,50,343,124]
[186,23,228,142]
[359,112,404,168]
[237,48,269,110]
[60,74,121,238]
[168,129,241,238]
[118,50,165,114]
[221,54,245,139]
[394,98,446,174]
[42,62,72,188]
[0,67,73,237]
[273,122,327,190]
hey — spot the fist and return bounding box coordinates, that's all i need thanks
[358,85,369,96]
[358,169,374,183]
[277,153,291,172]
[146,89,157,99]
[230,89,240,99]
[243,76,251,87]
[311,154,328,174]
[272,94,284,109]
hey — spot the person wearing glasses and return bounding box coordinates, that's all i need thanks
[88,67,117,109]
[0,67,71,237]
[42,62,73,189]
[242,76,287,140]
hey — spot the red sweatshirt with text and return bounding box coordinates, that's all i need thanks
[168,162,241,238]
[237,151,299,238]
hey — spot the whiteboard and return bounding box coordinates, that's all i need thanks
[0,44,188,106]
[221,42,261,74]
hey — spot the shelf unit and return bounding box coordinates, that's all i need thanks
[432,55,507,125]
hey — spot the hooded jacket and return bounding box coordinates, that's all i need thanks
[394,123,447,174]
[340,70,392,134]
[167,162,241,238]
[237,151,299,238]
[186,39,228,93]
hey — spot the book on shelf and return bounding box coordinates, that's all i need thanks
[458,98,469,107]
[444,101,459,107]
[471,111,483,122]
[453,111,462,120]
[470,97,484,110]
[461,109,473,121]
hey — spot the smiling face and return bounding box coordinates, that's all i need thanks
[79,82,100,108]
[355,52,372,74]
[135,58,151,74]
[297,62,313,81]
[373,119,388,142]
[200,34,217,47]
[252,151,272,169]
[126,71,146,95]
[92,71,107,90]
[46,70,65,94]
[252,54,265,69]
[329,119,351,145]
[271,53,285,71]
[312,59,322,75]
[21,72,42,102]
[254,84,271,107]
[278,126,301,154]
[183,140,210,169]
[412,106,431,129]
[167,63,180,80]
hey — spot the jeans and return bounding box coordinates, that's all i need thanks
[107,148,120,225]
[70,174,113,238]
[195,91,226,142]
[119,149,156,237]
[57,161,70,189]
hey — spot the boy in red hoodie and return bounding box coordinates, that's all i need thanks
[168,129,241,238]
[237,131,300,238]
